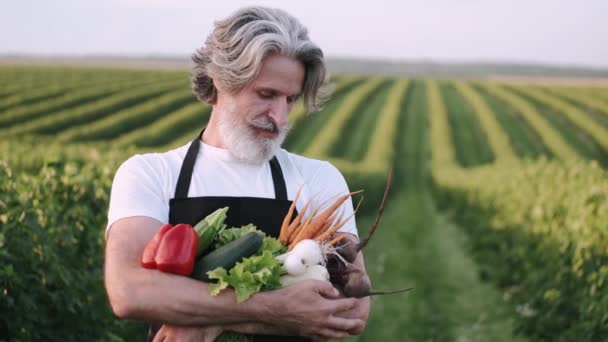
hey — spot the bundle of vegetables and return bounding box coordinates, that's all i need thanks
[140,207,286,302]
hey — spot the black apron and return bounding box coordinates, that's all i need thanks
[147,133,309,341]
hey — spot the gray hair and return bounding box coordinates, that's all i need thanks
[191,6,329,112]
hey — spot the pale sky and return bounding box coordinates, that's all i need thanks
[2,0,607,68]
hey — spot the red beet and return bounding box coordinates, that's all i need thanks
[326,169,413,298]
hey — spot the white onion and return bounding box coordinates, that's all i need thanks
[291,239,324,266]
[283,253,306,275]
[280,265,330,287]
[275,253,289,263]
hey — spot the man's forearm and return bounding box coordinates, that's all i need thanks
[107,266,272,326]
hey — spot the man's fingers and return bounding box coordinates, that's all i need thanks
[332,297,358,313]
[315,328,351,340]
[203,327,223,342]
[314,280,341,298]
[152,325,166,342]
[326,316,363,332]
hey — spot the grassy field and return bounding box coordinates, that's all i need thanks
[1,65,607,341]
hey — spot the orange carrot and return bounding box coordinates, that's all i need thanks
[279,186,302,243]
[316,195,363,242]
[314,207,345,242]
[313,210,340,240]
[292,191,362,246]
[289,206,320,247]
[317,191,362,226]
[327,234,348,247]
[284,196,315,243]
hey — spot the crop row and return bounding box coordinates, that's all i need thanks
[303,78,384,158]
[3,80,188,137]
[58,88,196,142]
[480,84,580,160]
[545,87,608,119]
[329,80,394,161]
[453,81,517,163]
[441,82,495,167]
[427,80,459,169]
[359,79,409,170]
[0,76,181,128]
[508,86,608,164]
[112,102,211,148]
[516,86,608,154]
[0,70,174,112]
[472,84,551,159]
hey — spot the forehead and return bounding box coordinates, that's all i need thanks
[249,54,305,95]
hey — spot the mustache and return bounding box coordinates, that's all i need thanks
[250,116,280,133]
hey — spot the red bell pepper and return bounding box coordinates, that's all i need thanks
[141,224,173,269]
[154,223,199,276]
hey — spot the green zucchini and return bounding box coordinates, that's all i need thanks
[192,232,263,281]
[193,207,229,257]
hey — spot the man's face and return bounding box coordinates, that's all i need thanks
[216,54,305,163]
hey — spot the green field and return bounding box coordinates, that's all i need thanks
[1,65,607,341]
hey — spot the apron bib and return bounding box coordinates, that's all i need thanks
[147,132,308,341]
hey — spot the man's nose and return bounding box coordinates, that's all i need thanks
[268,98,289,127]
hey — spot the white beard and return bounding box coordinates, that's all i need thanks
[217,106,290,164]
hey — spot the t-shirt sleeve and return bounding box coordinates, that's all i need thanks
[309,161,359,237]
[106,155,169,238]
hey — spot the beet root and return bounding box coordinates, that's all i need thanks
[326,253,350,291]
[327,253,414,298]
[342,268,372,298]
[333,233,359,263]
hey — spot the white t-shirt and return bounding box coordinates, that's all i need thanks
[106,141,358,238]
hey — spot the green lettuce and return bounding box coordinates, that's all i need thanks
[261,236,286,256]
[214,224,258,248]
[206,223,287,302]
[207,250,283,302]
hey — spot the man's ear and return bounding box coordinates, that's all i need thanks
[211,78,222,104]
[212,78,225,93]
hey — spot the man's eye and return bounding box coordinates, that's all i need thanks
[259,91,273,99]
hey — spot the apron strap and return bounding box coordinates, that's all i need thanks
[174,131,202,199]
[174,130,289,201]
[269,156,287,201]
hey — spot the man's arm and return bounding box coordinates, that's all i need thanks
[104,216,364,338]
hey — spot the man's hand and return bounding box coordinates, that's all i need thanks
[336,296,370,335]
[153,325,222,342]
[261,280,364,340]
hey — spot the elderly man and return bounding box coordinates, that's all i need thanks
[104,6,370,341]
